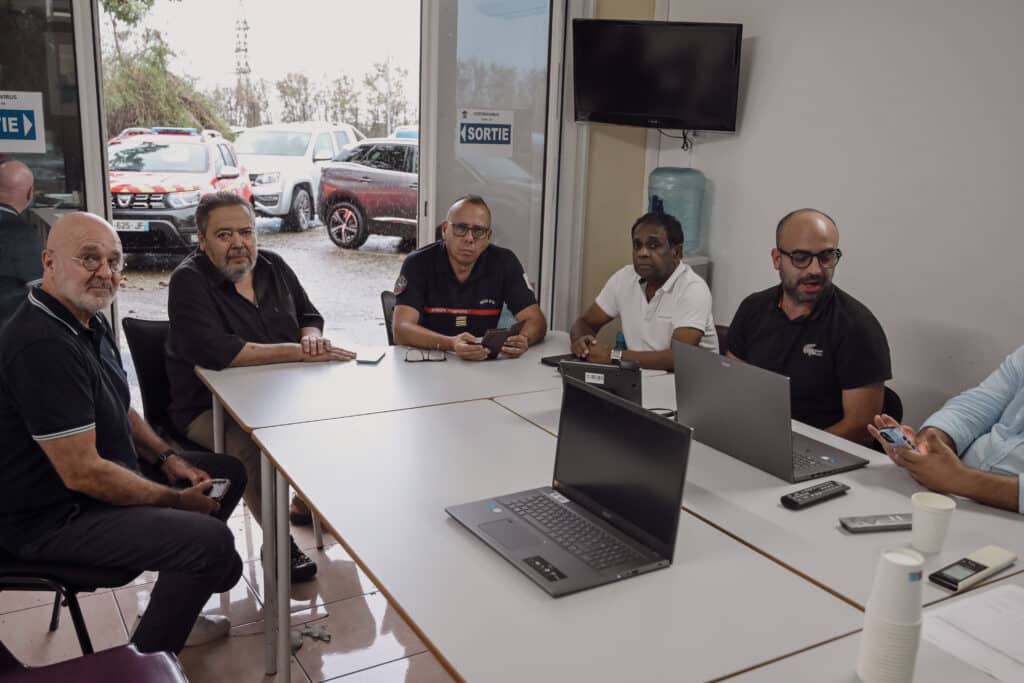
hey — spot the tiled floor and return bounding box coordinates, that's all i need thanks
[0,504,456,682]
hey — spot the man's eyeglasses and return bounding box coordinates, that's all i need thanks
[777,248,843,269]
[449,222,491,240]
[405,349,447,363]
[71,255,125,274]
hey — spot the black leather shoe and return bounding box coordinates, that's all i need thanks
[260,536,318,583]
[290,538,317,583]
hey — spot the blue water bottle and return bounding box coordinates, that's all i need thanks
[615,332,626,351]
[648,167,707,255]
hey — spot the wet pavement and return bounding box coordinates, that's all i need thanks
[117,219,408,406]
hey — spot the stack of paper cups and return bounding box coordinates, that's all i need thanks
[857,547,925,683]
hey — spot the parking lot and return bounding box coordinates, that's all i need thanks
[118,221,407,404]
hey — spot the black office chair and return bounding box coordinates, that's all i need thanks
[882,386,904,424]
[715,324,729,356]
[121,318,202,449]
[0,550,139,655]
[381,291,396,346]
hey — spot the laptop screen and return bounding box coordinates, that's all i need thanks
[553,376,691,560]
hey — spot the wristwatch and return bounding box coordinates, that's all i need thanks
[610,348,623,362]
[156,448,178,466]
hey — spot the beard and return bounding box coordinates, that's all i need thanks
[71,277,117,316]
[781,272,832,305]
[220,247,255,282]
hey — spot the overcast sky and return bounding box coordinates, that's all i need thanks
[108,0,421,121]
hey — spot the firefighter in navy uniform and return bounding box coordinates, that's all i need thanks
[392,195,546,360]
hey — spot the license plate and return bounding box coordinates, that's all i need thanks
[114,220,149,232]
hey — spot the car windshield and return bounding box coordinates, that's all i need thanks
[234,130,312,156]
[108,140,208,173]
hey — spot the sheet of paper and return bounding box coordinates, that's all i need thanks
[923,583,1024,682]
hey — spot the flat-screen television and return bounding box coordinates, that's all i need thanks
[573,19,743,131]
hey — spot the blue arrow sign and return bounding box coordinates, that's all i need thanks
[0,110,37,141]
[459,122,511,145]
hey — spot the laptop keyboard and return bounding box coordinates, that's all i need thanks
[503,494,642,571]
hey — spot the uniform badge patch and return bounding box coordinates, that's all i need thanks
[455,315,468,328]
[394,275,407,295]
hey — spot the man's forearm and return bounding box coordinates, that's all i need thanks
[958,469,1020,512]
[621,349,673,371]
[72,460,180,508]
[230,342,304,367]
[521,316,546,346]
[394,321,453,351]
[569,319,596,342]
[128,409,171,465]
[824,418,874,446]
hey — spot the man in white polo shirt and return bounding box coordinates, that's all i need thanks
[570,212,718,371]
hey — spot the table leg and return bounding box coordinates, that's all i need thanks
[276,469,292,683]
[312,513,324,550]
[212,397,225,454]
[261,452,278,676]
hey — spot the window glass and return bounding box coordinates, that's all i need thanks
[313,133,333,159]
[108,140,209,173]
[217,144,234,167]
[234,130,311,156]
[0,0,85,209]
[332,130,350,150]
[360,144,406,172]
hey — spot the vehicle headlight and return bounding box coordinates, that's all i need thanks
[253,172,280,185]
[166,190,202,209]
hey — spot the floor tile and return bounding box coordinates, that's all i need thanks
[0,589,60,616]
[114,577,265,630]
[292,520,339,551]
[293,593,426,682]
[178,619,311,683]
[243,544,377,614]
[0,592,127,667]
[334,652,456,683]
[228,509,265,563]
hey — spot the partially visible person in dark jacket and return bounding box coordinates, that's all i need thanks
[0,160,42,325]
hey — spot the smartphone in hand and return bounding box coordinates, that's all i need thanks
[479,320,526,359]
[878,427,914,450]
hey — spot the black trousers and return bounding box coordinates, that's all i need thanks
[17,451,246,654]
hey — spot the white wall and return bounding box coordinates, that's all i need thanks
[659,0,1024,425]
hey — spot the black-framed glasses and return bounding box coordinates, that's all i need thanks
[449,222,491,240]
[405,349,447,363]
[71,255,125,274]
[778,248,843,269]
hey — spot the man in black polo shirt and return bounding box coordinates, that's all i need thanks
[726,208,891,445]
[392,195,546,360]
[0,212,246,654]
[0,160,42,325]
[167,191,355,582]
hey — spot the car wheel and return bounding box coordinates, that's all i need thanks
[325,201,369,249]
[283,187,312,232]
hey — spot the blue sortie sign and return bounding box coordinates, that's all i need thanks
[459,122,511,145]
[0,110,37,141]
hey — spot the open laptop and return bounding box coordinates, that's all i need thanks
[671,340,868,483]
[557,358,642,404]
[446,376,692,597]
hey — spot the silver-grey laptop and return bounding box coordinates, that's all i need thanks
[671,340,868,483]
[558,358,642,404]
[446,376,692,597]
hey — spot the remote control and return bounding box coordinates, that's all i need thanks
[839,513,912,533]
[780,480,850,510]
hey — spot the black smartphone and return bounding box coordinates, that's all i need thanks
[479,320,526,359]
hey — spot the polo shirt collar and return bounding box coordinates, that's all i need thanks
[636,260,688,293]
[435,241,490,283]
[770,283,837,321]
[27,287,93,336]
[0,203,18,217]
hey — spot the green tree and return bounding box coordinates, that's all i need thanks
[103,28,230,136]
[276,73,317,123]
[320,75,361,127]
[362,58,411,137]
[213,78,271,128]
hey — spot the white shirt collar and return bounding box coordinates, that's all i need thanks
[635,261,689,294]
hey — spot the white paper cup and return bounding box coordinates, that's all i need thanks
[857,615,921,683]
[864,547,925,625]
[911,492,956,554]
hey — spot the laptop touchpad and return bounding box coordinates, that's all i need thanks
[479,519,541,550]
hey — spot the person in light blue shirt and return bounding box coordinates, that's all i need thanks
[868,345,1024,514]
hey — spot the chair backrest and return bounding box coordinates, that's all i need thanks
[883,386,904,424]
[715,324,729,356]
[121,318,176,437]
[381,290,396,346]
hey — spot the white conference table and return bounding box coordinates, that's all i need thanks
[495,374,1024,608]
[252,400,865,683]
[192,332,659,679]
[727,571,1024,682]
